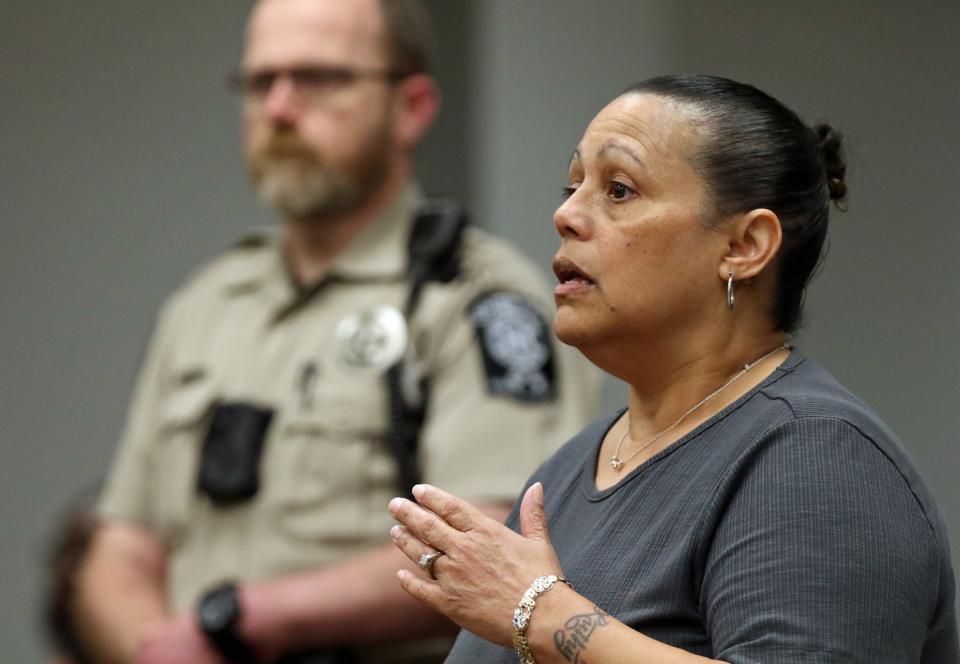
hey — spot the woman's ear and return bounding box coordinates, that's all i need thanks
[718,208,783,282]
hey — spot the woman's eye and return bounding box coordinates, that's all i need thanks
[608,182,634,200]
[560,185,578,199]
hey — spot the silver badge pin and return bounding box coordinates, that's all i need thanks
[336,305,408,371]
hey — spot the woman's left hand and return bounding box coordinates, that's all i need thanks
[388,481,563,649]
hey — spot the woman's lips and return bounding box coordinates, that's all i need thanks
[553,256,596,297]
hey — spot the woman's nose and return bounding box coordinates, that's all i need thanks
[553,194,591,240]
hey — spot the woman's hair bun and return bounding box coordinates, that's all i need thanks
[815,123,848,208]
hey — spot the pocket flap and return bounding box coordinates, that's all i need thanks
[160,380,218,432]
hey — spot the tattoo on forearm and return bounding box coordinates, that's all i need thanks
[553,606,610,663]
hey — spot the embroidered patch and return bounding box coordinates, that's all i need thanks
[469,292,556,402]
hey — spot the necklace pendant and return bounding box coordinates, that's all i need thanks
[609,457,624,471]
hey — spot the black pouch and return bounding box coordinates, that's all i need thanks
[197,402,274,505]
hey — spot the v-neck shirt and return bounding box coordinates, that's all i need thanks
[447,351,959,663]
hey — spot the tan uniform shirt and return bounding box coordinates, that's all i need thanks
[98,184,600,655]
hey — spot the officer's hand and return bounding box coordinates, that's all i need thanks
[136,614,227,664]
[388,482,564,649]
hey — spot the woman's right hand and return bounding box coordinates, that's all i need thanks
[388,482,564,648]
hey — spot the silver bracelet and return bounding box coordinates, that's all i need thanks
[512,574,571,664]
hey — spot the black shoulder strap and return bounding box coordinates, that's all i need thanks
[386,199,469,495]
[404,199,469,314]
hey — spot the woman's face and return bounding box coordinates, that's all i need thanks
[552,93,730,360]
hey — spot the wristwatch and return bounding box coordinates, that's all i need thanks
[197,582,257,663]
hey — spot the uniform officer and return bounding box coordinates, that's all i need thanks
[74,1,600,663]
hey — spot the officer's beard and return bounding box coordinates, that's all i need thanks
[248,127,391,224]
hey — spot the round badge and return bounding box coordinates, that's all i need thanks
[336,305,408,371]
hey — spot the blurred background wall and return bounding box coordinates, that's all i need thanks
[3,1,957,660]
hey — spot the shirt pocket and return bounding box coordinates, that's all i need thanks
[267,394,387,546]
[148,380,216,544]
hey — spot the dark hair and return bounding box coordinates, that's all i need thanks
[379,0,436,75]
[44,493,100,664]
[625,74,847,333]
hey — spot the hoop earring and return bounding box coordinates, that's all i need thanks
[727,272,735,311]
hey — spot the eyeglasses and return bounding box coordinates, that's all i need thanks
[228,65,410,104]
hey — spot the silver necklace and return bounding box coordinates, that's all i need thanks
[609,343,790,471]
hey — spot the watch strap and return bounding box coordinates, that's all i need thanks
[197,582,257,663]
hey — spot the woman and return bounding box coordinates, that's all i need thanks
[387,75,959,663]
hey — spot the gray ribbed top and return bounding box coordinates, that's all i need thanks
[446,351,959,663]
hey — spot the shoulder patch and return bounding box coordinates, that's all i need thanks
[469,292,556,403]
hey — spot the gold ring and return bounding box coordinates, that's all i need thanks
[417,550,444,580]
